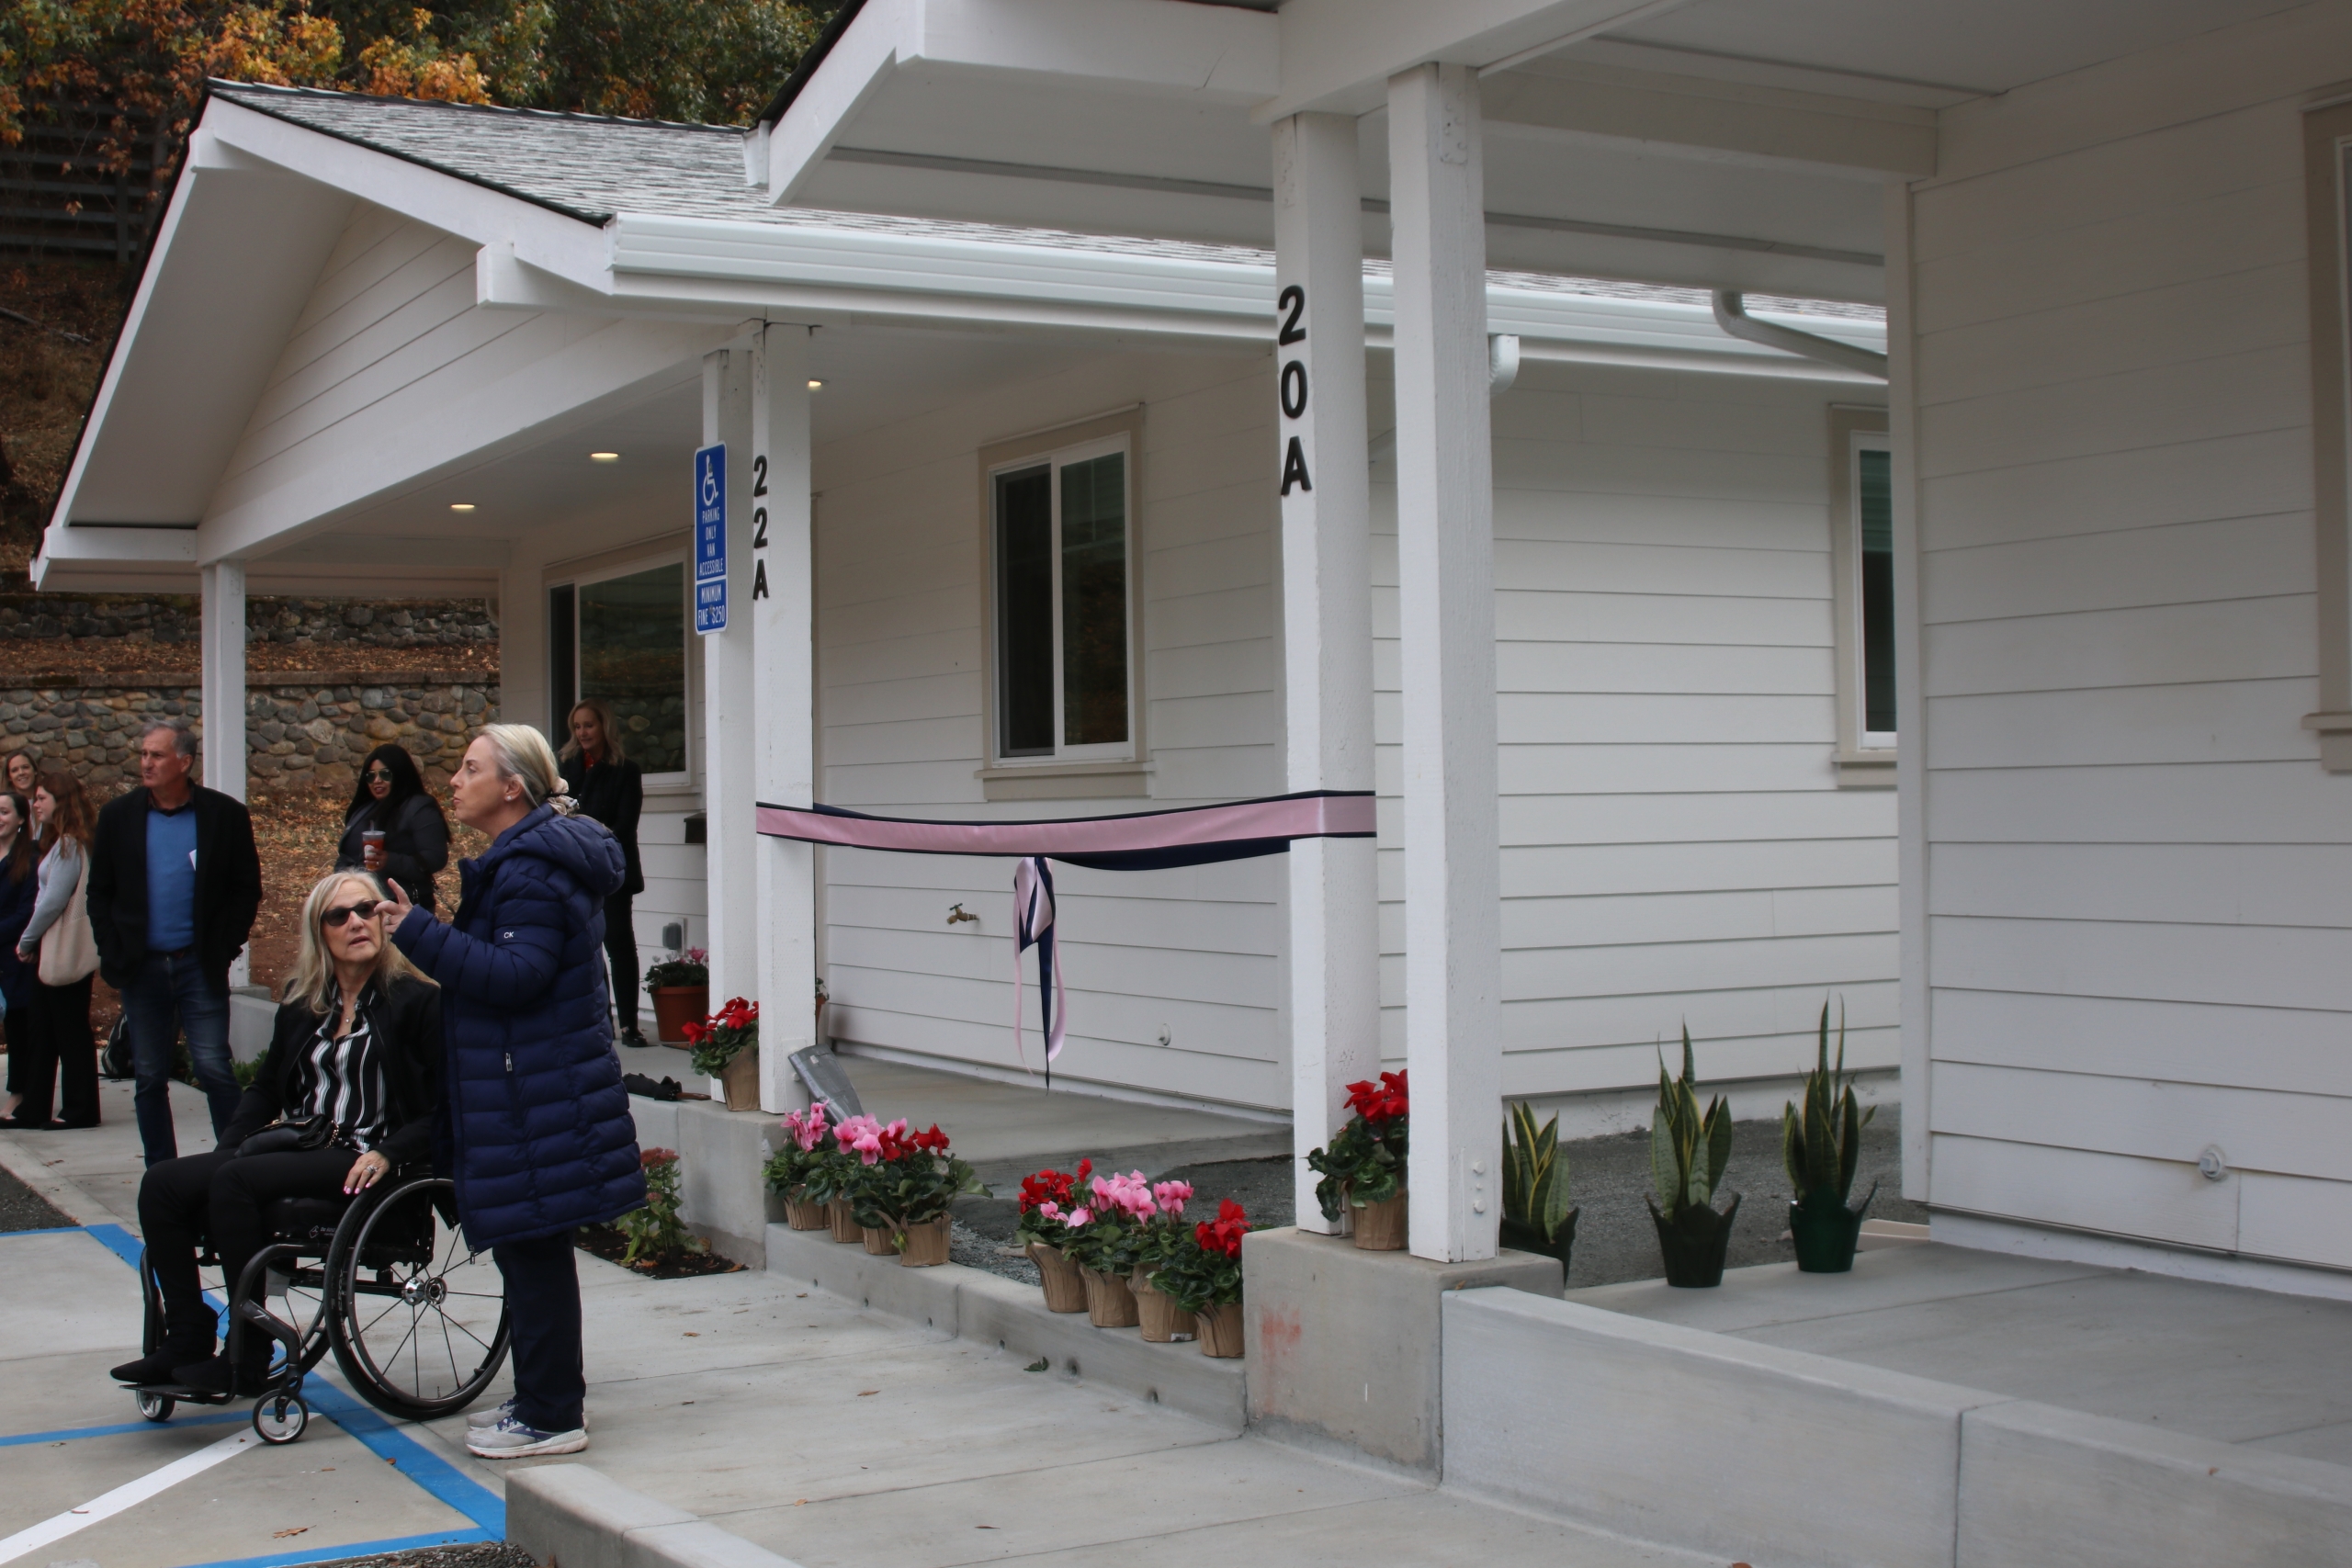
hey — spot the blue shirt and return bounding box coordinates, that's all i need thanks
[145,800,198,953]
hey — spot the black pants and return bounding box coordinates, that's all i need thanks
[10,974,97,1127]
[494,1230,584,1431]
[602,893,638,1033]
[138,1146,356,1364]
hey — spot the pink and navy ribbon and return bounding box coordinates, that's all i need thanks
[753,790,1375,1078]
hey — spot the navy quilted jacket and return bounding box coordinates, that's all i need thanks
[391,804,645,1247]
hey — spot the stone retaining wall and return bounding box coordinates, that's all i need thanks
[0,592,494,649]
[0,673,500,793]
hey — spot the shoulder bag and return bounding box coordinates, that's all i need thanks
[235,1111,336,1157]
[37,849,98,987]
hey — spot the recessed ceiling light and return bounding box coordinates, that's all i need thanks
[449,502,476,512]
[807,379,823,389]
[589,451,620,463]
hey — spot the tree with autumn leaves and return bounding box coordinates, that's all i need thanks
[2,0,830,185]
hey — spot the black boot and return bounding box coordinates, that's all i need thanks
[173,1350,271,1397]
[112,1338,211,1385]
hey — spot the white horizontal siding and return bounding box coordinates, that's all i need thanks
[1915,19,2352,1269]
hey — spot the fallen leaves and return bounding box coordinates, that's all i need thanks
[856,1389,879,1397]
[273,1528,309,1539]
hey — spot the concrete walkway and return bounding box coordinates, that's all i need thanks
[1573,1238,2352,1468]
[3,1068,1701,1568]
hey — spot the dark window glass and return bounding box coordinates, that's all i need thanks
[996,465,1056,756]
[548,582,576,739]
[1858,447,1896,736]
[1060,453,1128,748]
[578,562,687,773]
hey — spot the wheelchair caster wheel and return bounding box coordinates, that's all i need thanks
[253,1394,308,1445]
[136,1391,175,1423]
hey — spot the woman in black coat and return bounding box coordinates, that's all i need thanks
[560,700,646,1047]
[335,744,451,912]
[115,869,441,1395]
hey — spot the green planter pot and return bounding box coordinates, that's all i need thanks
[1646,1192,1741,1288]
[1499,1208,1579,1280]
[1789,1183,1875,1274]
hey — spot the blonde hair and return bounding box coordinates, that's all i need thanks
[282,871,434,1014]
[479,723,575,815]
[559,697,626,765]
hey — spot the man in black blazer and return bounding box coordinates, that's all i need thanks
[87,719,263,1166]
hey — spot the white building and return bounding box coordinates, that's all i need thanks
[39,0,2352,1291]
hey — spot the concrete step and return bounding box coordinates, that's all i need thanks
[765,1221,1246,1431]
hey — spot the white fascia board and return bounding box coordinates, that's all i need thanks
[201,97,611,291]
[605,210,1883,377]
[1261,0,1694,120]
[763,0,1278,208]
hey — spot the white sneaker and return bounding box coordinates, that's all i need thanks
[468,1398,589,1430]
[466,1415,587,1459]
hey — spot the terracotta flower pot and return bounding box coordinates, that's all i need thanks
[650,986,708,1047]
[1351,1190,1408,1251]
[784,1196,829,1231]
[1131,1271,1196,1343]
[1081,1267,1139,1327]
[827,1198,863,1244]
[899,1213,952,1268]
[1029,1242,1088,1313]
[862,1223,901,1256]
[718,1049,760,1111]
[1195,1301,1243,1359]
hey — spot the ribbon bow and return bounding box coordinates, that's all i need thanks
[1012,855,1066,1086]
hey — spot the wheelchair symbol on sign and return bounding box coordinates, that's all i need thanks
[700,457,720,510]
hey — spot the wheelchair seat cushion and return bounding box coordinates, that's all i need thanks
[265,1195,352,1242]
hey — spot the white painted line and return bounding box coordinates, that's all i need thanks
[0,1427,257,1564]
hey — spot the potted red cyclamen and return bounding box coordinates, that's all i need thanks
[843,1117,985,1267]
[684,997,760,1111]
[762,1103,836,1230]
[1154,1199,1260,1357]
[1305,1071,1409,1249]
[1016,1162,1094,1312]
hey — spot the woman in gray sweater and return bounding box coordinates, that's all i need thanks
[10,771,98,1130]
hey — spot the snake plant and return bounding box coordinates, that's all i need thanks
[1500,1102,1573,1250]
[1782,998,1874,1204]
[1651,1026,1733,1222]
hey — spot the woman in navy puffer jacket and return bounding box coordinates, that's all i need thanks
[383,723,643,1461]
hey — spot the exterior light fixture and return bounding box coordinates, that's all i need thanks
[808,379,823,389]
[589,451,621,463]
[449,502,476,512]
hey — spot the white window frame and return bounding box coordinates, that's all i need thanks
[1828,405,1895,787]
[975,406,1149,800]
[2302,97,2352,771]
[547,547,695,790]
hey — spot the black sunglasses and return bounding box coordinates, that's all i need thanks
[322,900,381,929]
[365,767,393,782]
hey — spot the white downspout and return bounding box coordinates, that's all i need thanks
[1711,289,1888,380]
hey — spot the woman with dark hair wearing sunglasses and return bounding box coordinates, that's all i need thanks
[112,869,440,1394]
[334,744,450,913]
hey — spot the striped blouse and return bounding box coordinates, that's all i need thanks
[297,985,391,1153]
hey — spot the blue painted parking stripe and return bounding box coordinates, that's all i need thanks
[174,1525,494,1568]
[0,1225,85,1238]
[81,1222,509,1540]
[0,1410,246,1447]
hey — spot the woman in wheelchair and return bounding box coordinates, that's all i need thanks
[112,870,440,1394]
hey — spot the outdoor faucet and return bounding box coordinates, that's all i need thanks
[947,903,978,925]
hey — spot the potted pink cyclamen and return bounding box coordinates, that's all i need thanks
[762,1104,835,1230]
[1060,1169,1168,1328]
[1128,1178,1198,1342]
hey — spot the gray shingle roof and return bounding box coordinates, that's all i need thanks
[207,81,1881,325]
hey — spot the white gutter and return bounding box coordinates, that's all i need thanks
[1711,288,1887,380]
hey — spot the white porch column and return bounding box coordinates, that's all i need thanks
[1388,62,1501,1264]
[200,559,247,986]
[753,324,816,1114]
[199,560,246,802]
[1273,112,1378,1235]
[701,345,760,1039]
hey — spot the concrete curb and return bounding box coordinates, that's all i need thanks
[766,1221,1247,1430]
[0,1127,110,1225]
[507,1463,810,1568]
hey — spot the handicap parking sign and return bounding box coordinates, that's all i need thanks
[695,443,727,634]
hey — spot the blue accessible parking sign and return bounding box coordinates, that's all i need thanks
[695,442,727,634]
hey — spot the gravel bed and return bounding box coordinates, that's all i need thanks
[0,1160,71,1232]
[295,1543,535,1568]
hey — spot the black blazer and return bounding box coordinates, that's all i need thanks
[568,754,643,897]
[220,975,442,1167]
[334,793,450,911]
[86,784,264,991]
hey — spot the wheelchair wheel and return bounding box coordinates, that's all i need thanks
[136,1390,175,1423]
[253,1393,308,1445]
[326,1175,510,1421]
